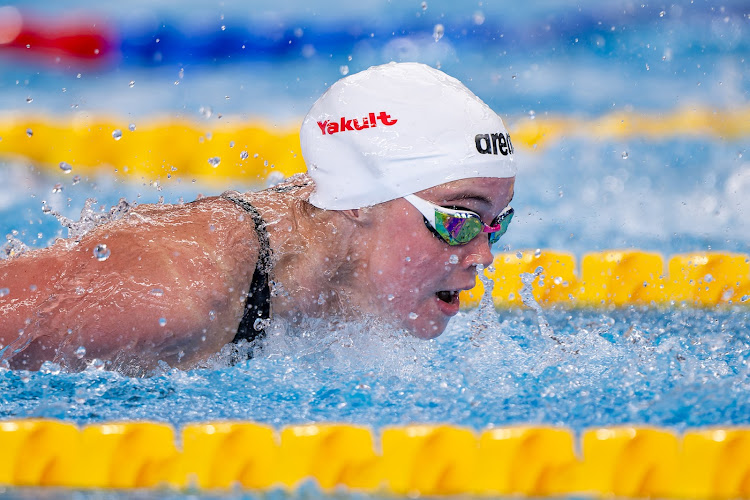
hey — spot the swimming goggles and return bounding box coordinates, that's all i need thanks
[404,194,514,246]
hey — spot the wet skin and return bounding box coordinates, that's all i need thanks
[0,175,514,373]
[342,177,515,338]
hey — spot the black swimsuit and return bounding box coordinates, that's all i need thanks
[222,194,272,345]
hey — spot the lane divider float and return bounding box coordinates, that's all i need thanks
[2,420,750,498]
[461,250,750,308]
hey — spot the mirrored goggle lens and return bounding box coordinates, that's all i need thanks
[487,208,514,245]
[434,212,484,245]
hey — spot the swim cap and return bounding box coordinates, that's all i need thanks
[300,62,516,210]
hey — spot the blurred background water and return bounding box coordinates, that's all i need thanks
[0,0,749,453]
[1,0,748,254]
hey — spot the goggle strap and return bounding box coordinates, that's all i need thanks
[403,194,438,227]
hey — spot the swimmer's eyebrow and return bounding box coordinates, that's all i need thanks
[447,192,514,208]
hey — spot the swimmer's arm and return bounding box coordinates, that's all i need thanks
[0,197,258,373]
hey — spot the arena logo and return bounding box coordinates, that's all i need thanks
[318,111,397,135]
[475,133,514,156]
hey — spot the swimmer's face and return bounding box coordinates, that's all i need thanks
[356,176,515,338]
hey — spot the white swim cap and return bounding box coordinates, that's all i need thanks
[300,62,516,210]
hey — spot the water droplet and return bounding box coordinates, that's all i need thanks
[448,254,459,264]
[408,312,419,320]
[93,244,110,261]
[421,1,427,10]
[26,97,32,103]
[39,360,61,375]
[266,171,286,188]
[339,65,349,75]
[473,11,485,25]
[26,128,33,137]
[387,294,395,301]
[516,251,523,259]
[52,183,63,193]
[534,248,542,257]
[253,318,270,331]
[150,288,164,297]
[159,317,167,327]
[240,151,249,160]
[433,23,444,42]
[128,123,136,132]
[199,106,213,119]
[405,256,411,262]
[208,157,221,168]
[208,310,216,321]
[229,140,235,148]
[0,288,9,297]
[75,346,86,359]
[704,274,714,283]
[129,80,135,88]
[112,129,122,140]
[528,110,536,119]
[89,358,105,370]
[72,175,81,185]
[621,151,629,159]
[59,161,72,173]
[659,10,665,17]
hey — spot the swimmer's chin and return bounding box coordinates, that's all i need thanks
[409,325,446,340]
[404,316,450,340]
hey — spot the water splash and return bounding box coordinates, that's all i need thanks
[2,233,29,258]
[44,197,132,244]
[469,264,500,345]
[519,266,555,339]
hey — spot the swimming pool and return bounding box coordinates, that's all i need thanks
[1,0,749,497]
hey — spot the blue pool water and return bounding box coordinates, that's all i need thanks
[0,0,749,497]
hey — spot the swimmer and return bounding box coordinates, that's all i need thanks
[0,62,515,374]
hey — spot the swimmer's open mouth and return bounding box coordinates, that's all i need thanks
[436,290,459,303]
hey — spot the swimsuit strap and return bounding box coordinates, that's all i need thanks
[222,194,272,345]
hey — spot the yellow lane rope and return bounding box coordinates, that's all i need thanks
[0,106,748,184]
[1,420,749,498]
[461,250,750,308]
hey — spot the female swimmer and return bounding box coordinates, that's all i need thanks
[0,62,515,373]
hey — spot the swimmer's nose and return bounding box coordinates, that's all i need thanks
[463,237,494,269]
